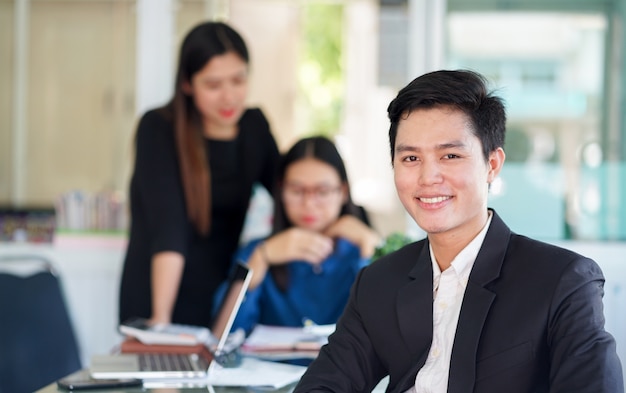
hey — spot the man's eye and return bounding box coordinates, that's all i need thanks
[403,155,418,162]
[444,154,459,159]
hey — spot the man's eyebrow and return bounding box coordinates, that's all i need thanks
[395,140,467,153]
[394,143,418,153]
[437,140,467,150]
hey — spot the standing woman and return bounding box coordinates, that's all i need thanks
[119,21,280,328]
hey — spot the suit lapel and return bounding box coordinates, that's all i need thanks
[393,241,434,391]
[448,211,511,393]
[396,241,433,356]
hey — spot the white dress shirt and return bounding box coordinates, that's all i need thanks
[406,212,493,393]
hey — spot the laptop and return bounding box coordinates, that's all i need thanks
[90,262,252,380]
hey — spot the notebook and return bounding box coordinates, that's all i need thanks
[90,262,252,380]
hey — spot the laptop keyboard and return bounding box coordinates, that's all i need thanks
[138,353,197,372]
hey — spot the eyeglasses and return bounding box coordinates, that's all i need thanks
[282,184,343,205]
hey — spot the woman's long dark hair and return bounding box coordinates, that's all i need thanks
[270,136,367,290]
[161,21,249,236]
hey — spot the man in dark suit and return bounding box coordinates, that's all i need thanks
[294,70,623,392]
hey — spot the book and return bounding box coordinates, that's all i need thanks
[120,338,213,362]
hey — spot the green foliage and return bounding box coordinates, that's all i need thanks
[372,232,414,262]
[298,3,344,136]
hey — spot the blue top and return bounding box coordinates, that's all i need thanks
[215,237,369,334]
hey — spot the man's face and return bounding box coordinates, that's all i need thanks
[393,106,504,242]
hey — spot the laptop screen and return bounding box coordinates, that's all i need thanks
[210,262,252,353]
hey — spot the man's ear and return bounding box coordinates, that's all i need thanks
[487,147,505,184]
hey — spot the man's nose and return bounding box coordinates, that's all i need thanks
[418,160,443,185]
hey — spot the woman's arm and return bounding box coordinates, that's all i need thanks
[324,215,382,258]
[247,229,335,290]
[248,215,380,289]
[133,112,190,324]
[149,251,185,324]
[246,245,270,290]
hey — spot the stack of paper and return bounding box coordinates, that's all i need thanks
[241,324,335,360]
[119,317,214,346]
[207,357,307,388]
[141,357,306,389]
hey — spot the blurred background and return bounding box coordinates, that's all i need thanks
[2,0,626,242]
[1,0,625,381]
[2,0,626,241]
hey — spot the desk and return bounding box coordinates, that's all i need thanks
[39,382,297,392]
[36,369,298,393]
[36,369,391,392]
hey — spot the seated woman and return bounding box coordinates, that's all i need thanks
[216,136,381,334]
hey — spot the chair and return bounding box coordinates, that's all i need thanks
[0,255,82,393]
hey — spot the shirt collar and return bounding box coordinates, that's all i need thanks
[429,211,494,289]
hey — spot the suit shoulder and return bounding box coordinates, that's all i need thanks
[508,234,599,273]
[364,240,427,276]
[510,234,584,259]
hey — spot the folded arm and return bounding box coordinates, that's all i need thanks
[324,215,382,259]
